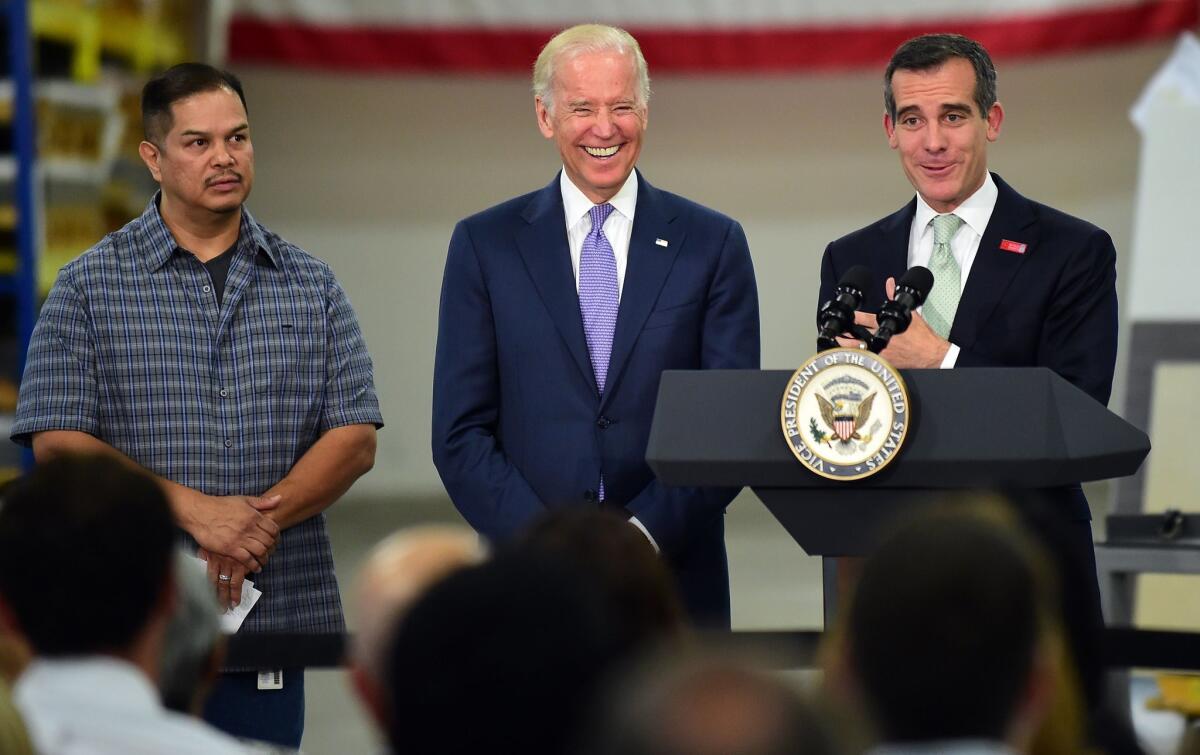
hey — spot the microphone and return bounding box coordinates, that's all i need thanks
[817,265,873,351]
[868,266,934,354]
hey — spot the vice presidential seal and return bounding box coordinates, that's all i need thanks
[780,348,911,481]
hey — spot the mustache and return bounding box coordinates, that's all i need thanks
[206,172,243,186]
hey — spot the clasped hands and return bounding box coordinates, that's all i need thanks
[834,276,950,369]
[195,493,281,610]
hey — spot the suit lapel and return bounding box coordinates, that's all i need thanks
[951,174,1036,348]
[516,177,596,392]
[872,200,915,309]
[603,176,682,409]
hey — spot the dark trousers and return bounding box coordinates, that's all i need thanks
[1012,492,1105,711]
[202,669,305,748]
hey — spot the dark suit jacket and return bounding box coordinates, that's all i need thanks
[818,173,1118,519]
[432,171,760,626]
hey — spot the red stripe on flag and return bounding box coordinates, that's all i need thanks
[229,1,1198,72]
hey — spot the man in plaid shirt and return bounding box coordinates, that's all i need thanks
[11,63,383,748]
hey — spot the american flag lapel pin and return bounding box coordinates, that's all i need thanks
[655,238,669,247]
[999,239,1027,254]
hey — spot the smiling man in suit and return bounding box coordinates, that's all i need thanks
[818,32,1118,723]
[819,33,1117,402]
[432,24,760,627]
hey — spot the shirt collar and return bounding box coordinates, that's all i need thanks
[559,169,638,228]
[140,192,277,272]
[18,656,161,714]
[913,171,998,238]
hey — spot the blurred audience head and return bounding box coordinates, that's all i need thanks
[349,524,485,728]
[0,678,33,755]
[521,507,687,654]
[834,500,1058,751]
[0,456,176,662]
[0,629,29,685]
[385,550,620,755]
[591,650,845,755]
[159,551,224,715]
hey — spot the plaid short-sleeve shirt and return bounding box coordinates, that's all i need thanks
[12,196,384,639]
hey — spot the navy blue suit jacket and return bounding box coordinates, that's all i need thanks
[819,173,1118,519]
[432,172,760,626]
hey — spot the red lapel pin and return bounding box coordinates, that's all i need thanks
[999,239,1027,254]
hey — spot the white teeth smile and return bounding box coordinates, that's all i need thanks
[584,145,620,157]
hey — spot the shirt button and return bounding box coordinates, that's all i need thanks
[203,285,212,293]
[596,416,611,429]
[219,388,228,398]
[223,439,233,448]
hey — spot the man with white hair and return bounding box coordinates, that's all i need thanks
[432,24,760,627]
[348,525,485,732]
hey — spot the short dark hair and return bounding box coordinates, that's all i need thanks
[846,507,1049,742]
[884,33,997,121]
[520,508,686,655]
[142,63,248,145]
[386,552,621,755]
[0,456,177,656]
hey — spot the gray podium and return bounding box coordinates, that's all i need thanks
[646,367,1151,617]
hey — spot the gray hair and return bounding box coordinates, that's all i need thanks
[532,24,651,116]
[159,551,223,714]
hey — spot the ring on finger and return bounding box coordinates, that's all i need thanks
[218,574,231,582]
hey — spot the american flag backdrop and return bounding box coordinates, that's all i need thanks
[227,0,1198,72]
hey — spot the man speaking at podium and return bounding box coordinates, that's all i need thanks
[818,33,1118,718]
[432,24,760,627]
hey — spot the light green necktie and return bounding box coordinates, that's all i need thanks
[924,213,964,339]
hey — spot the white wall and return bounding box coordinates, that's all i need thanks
[1128,83,1200,320]
[231,41,1172,496]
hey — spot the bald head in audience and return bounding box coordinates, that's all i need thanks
[591,651,844,755]
[348,525,486,729]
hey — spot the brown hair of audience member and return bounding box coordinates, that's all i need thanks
[587,649,847,755]
[0,679,33,755]
[385,551,623,755]
[0,456,177,663]
[0,479,30,686]
[520,507,688,654]
[822,497,1084,753]
[0,632,28,684]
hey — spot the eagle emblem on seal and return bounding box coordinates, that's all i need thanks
[816,391,875,449]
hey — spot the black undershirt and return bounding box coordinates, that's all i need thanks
[202,243,238,304]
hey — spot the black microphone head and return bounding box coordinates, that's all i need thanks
[838,265,874,299]
[897,265,934,303]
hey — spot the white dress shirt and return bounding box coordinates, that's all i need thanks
[558,170,659,552]
[907,172,998,367]
[15,657,251,754]
[561,169,638,297]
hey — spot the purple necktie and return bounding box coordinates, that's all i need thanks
[579,203,619,394]
[579,203,618,503]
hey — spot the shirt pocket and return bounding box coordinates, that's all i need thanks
[250,319,323,397]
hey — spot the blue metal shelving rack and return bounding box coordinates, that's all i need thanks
[4,0,38,469]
